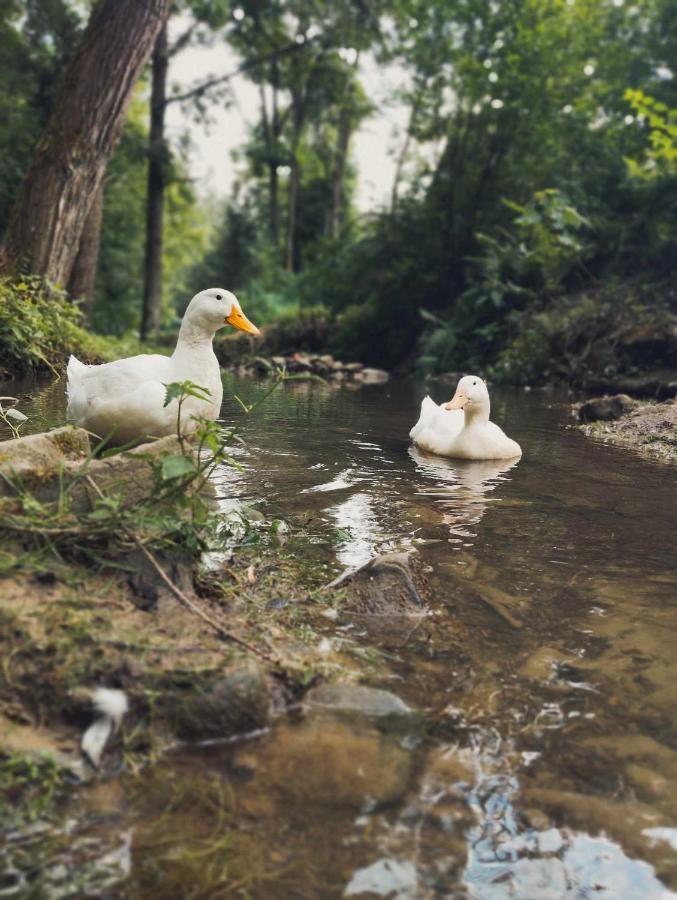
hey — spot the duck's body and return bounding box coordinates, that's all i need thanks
[410,376,521,460]
[67,289,259,445]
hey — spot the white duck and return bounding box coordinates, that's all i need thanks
[67,288,259,445]
[410,375,521,460]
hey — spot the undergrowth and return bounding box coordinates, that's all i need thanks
[0,376,287,574]
[0,276,147,378]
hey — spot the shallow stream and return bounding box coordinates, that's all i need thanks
[2,374,677,898]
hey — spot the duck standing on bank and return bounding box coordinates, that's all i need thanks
[66,289,260,446]
[410,375,522,460]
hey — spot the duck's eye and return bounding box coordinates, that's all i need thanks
[473,381,477,385]
[216,294,222,300]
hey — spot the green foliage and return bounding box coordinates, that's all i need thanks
[0,276,144,377]
[492,283,662,384]
[624,89,677,178]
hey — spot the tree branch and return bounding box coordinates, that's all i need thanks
[164,37,318,108]
[168,20,199,57]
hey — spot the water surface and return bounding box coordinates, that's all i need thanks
[2,374,677,898]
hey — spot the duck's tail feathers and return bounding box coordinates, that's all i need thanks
[66,355,89,422]
[409,395,440,440]
[66,355,87,396]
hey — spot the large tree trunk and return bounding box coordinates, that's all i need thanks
[66,181,104,318]
[140,22,169,340]
[0,0,172,286]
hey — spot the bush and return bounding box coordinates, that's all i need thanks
[493,280,677,385]
[0,276,145,378]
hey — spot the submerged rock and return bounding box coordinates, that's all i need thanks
[305,683,422,735]
[235,715,414,808]
[328,551,430,645]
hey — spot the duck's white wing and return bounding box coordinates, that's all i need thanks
[73,354,173,397]
[67,353,176,441]
[409,395,464,451]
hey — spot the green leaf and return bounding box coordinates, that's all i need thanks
[161,454,196,480]
[163,381,211,408]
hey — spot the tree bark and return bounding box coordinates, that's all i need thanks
[0,0,172,286]
[140,21,169,340]
[66,180,104,317]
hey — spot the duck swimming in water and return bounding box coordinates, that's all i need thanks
[410,375,522,460]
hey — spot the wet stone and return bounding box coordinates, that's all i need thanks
[162,661,271,741]
[0,425,90,497]
[359,367,390,385]
[578,394,636,423]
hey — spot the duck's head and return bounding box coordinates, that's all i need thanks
[444,375,490,411]
[185,288,261,336]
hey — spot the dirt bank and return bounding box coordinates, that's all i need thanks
[579,397,677,463]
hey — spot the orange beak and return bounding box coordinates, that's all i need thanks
[444,391,470,411]
[226,306,261,336]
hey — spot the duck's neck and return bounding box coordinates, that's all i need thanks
[172,319,217,360]
[463,399,490,426]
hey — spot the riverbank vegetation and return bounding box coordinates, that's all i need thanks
[0,0,675,386]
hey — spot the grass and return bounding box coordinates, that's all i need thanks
[0,751,68,828]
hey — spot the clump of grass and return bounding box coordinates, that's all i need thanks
[0,751,68,828]
[0,275,146,378]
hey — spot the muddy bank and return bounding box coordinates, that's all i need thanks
[577,396,677,463]
[0,419,436,825]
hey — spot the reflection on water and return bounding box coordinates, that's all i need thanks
[409,447,520,544]
[2,374,677,897]
[330,491,382,566]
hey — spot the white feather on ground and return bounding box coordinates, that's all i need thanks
[81,687,128,769]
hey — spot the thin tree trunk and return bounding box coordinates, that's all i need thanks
[270,63,280,249]
[285,153,300,272]
[66,180,104,318]
[141,22,169,340]
[328,53,360,239]
[329,106,352,238]
[260,74,280,250]
[391,96,420,213]
[0,0,172,286]
[285,95,305,273]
